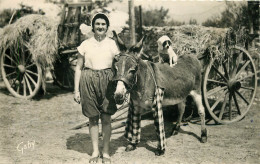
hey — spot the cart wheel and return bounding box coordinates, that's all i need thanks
[1,47,42,99]
[203,45,257,124]
[53,53,76,90]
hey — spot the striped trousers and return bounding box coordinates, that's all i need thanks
[124,87,166,150]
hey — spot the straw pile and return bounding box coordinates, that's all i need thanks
[141,25,229,60]
[0,14,59,69]
[0,14,59,90]
[117,25,236,69]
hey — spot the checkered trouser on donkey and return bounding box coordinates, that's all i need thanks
[124,87,166,150]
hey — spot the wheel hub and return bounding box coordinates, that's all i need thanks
[18,65,26,73]
[227,79,241,92]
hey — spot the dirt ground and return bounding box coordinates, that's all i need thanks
[0,81,259,164]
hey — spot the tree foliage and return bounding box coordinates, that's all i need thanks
[135,6,169,27]
[167,19,185,26]
[0,5,44,28]
[202,2,247,29]
[134,6,186,27]
[202,1,259,31]
[0,9,13,27]
[189,18,198,25]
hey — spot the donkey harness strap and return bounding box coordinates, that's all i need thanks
[145,61,158,88]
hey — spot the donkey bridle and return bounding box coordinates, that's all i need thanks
[114,54,158,91]
[114,54,138,91]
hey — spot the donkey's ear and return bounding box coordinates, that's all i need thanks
[112,30,127,52]
[129,35,146,55]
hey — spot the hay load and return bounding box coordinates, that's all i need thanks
[141,25,229,59]
[0,14,59,69]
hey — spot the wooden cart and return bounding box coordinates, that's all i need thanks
[201,44,258,124]
[1,2,92,98]
[200,1,259,124]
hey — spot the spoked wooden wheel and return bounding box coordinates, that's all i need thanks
[1,47,42,99]
[53,53,76,90]
[203,46,257,124]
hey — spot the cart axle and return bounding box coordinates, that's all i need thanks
[228,79,241,92]
[18,65,26,73]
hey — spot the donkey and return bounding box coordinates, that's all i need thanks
[112,32,207,156]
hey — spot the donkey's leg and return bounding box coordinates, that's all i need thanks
[190,90,207,143]
[124,100,141,152]
[171,102,185,136]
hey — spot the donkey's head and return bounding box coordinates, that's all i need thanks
[112,31,146,105]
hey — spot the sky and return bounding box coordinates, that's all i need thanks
[0,0,61,19]
[0,0,246,24]
[109,0,229,24]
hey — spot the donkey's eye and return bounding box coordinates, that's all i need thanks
[129,69,135,73]
[128,67,137,73]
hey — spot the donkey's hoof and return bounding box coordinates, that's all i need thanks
[201,129,208,143]
[201,136,207,143]
[155,148,165,156]
[125,144,136,152]
[171,124,180,136]
[171,130,179,136]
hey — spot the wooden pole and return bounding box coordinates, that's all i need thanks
[129,0,136,45]
[247,1,254,48]
[138,5,143,39]
[9,10,17,24]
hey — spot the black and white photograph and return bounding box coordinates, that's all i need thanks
[0,0,259,163]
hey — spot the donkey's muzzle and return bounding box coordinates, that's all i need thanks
[114,93,125,105]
